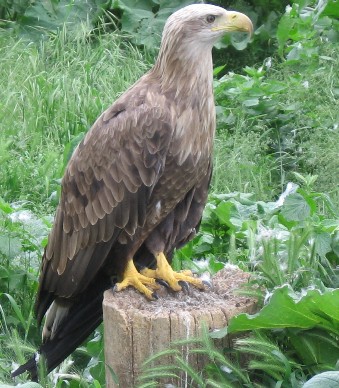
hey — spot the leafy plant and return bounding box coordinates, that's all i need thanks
[112,0,196,48]
[151,181,339,387]
[1,0,108,39]
[178,177,339,292]
[211,285,339,378]
[214,0,339,202]
[276,0,339,61]
[303,371,339,388]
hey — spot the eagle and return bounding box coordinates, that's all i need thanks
[12,4,252,380]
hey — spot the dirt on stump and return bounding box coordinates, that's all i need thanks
[103,265,257,388]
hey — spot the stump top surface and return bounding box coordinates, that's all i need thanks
[104,266,255,315]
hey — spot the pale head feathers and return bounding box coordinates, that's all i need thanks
[163,4,230,48]
[152,4,252,93]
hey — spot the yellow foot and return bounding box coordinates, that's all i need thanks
[114,259,160,300]
[140,252,205,292]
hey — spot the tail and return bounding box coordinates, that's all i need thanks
[12,276,111,381]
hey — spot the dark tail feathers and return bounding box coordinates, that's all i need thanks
[12,276,111,381]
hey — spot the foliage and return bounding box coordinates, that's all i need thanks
[0,0,107,39]
[0,29,148,206]
[111,0,197,48]
[0,0,338,386]
[276,0,339,59]
[213,0,339,201]
[0,0,288,70]
[303,371,339,388]
[147,182,339,386]
[206,285,339,385]
[178,176,339,289]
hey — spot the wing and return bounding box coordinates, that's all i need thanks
[169,160,212,254]
[135,160,212,268]
[36,83,174,318]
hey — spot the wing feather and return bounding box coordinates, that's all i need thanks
[36,85,174,309]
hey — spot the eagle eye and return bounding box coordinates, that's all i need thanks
[206,15,216,23]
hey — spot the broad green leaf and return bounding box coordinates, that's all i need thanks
[21,0,106,37]
[119,0,155,11]
[119,0,195,48]
[120,8,155,33]
[243,98,259,107]
[320,219,339,233]
[314,232,332,258]
[213,65,226,76]
[289,328,339,368]
[276,13,296,56]
[156,0,195,11]
[214,201,239,229]
[303,371,339,388]
[227,286,339,335]
[321,0,339,18]
[209,325,228,339]
[0,235,22,259]
[0,198,14,214]
[298,188,317,214]
[281,193,311,221]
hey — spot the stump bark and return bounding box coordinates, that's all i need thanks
[103,266,257,387]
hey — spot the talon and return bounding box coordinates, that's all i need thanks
[178,280,190,294]
[156,279,170,288]
[152,292,159,300]
[202,279,213,288]
[112,284,117,294]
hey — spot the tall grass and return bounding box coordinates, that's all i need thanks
[0,26,149,208]
[212,123,278,200]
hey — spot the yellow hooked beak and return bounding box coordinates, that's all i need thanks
[211,11,253,36]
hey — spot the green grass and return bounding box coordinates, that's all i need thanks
[0,2,338,385]
[0,27,149,210]
[212,123,278,200]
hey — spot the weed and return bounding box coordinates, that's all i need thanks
[0,29,148,207]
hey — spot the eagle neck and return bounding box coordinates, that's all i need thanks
[151,43,214,101]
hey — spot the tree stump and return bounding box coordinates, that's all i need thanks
[103,266,257,387]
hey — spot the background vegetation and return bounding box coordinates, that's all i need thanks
[0,0,338,386]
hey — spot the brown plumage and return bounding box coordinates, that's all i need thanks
[12,4,252,379]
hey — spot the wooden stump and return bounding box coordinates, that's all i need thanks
[103,266,257,387]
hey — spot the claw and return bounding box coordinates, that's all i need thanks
[156,279,170,289]
[178,280,190,294]
[202,279,213,289]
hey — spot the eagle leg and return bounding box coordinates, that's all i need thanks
[141,252,205,292]
[114,259,160,300]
